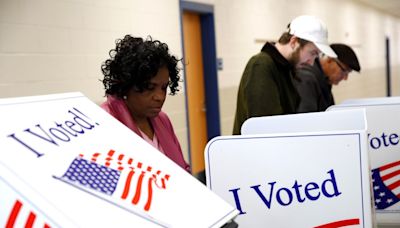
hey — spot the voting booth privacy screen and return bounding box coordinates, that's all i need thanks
[0,92,238,228]
[205,110,375,228]
[328,97,400,225]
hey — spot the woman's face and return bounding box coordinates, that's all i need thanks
[125,66,169,121]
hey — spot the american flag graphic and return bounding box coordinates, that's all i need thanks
[58,149,170,212]
[372,160,400,209]
[1,175,55,228]
[2,199,51,228]
[314,218,360,228]
[1,166,68,228]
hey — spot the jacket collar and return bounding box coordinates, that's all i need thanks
[261,42,292,70]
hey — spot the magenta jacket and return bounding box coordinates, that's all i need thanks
[100,96,190,172]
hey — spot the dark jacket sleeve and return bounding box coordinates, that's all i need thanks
[294,67,323,113]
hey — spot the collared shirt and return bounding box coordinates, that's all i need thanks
[138,128,166,155]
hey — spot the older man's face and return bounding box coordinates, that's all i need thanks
[328,58,352,85]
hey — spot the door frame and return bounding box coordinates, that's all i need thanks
[180,1,221,162]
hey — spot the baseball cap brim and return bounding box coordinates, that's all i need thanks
[315,42,337,58]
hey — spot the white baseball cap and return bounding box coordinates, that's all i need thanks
[288,15,337,58]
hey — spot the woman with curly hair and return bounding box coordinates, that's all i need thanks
[100,35,190,172]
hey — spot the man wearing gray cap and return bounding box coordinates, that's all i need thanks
[233,15,336,134]
[294,43,361,113]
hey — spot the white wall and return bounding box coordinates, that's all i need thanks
[1,0,400,158]
[0,0,183,102]
[0,0,189,160]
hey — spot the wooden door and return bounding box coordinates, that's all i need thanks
[182,11,208,175]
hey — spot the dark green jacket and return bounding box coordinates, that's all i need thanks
[232,43,300,134]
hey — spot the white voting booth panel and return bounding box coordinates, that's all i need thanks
[241,109,366,135]
[0,92,238,228]
[329,98,400,226]
[206,109,375,227]
[0,164,78,228]
[340,96,400,105]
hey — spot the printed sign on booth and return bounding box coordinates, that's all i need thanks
[0,92,238,228]
[328,97,400,225]
[0,164,78,228]
[205,110,374,227]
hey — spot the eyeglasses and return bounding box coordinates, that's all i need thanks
[334,59,352,75]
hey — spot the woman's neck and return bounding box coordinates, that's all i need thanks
[135,117,154,139]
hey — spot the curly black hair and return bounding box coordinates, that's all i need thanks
[101,35,181,98]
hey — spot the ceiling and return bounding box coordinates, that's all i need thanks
[356,0,400,18]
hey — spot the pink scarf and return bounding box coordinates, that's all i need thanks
[100,96,190,172]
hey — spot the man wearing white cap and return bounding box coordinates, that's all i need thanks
[233,15,336,134]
